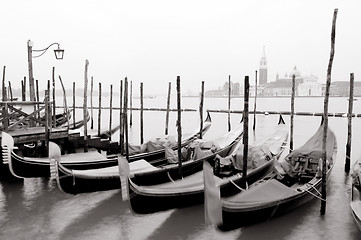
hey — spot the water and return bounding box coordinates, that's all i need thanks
[0,96,360,239]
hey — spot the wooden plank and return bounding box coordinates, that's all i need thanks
[0,127,70,144]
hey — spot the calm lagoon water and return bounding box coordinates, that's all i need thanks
[0,96,360,239]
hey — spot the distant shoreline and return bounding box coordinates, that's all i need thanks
[182,95,357,98]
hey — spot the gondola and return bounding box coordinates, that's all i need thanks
[127,115,288,214]
[1,114,211,179]
[51,114,241,194]
[204,119,337,231]
[350,160,361,232]
[58,108,90,130]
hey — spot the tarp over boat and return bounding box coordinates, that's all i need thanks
[226,179,298,205]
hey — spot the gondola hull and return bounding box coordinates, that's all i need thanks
[56,168,120,194]
[220,171,333,230]
[3,115,211,179]
[128,158,276,214]
[216,123,337,231]
[128,118,289,214]
[350,174,361,232]
[54,117,237,194]
[9,151,118,178]
[54,133,238,194]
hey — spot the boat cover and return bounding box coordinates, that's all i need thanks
[70,160,158,178]
[165,139,219,163]
[23,150,108,164]
[226,179,297,204]
[352,161,361,190]
[129,160,158,175]
[350,201,361,222]
[231,144,272,170]
[128,135,177,154]
[281,124,336,178]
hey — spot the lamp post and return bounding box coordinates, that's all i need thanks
[27,40,64,101]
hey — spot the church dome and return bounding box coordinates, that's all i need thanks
[289,66,301,78]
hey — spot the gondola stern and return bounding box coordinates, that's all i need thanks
[1,132,14,165]
[48,142,67,193]
[1,132,23,179]
[118,156,131,201]
[203,161,223,227]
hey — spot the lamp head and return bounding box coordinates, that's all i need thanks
[54,46,64,60]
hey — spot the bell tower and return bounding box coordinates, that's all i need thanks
[259,46,267,85]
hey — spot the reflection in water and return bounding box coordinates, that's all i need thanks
[148,205,239,240]
[48,190,119,238]
[121,208,175,240]
[22,178,45,210]
[0,183,8,227]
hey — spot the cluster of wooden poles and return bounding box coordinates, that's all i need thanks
[0,8,351,215]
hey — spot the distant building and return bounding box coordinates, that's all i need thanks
[261,66,323,96]
[262,76,302,96]
[205,81,241,97]
[259,46,268,85]
[330,81,361,96]
[298,74,322,96]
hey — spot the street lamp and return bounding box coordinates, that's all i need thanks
[27,40,64,102]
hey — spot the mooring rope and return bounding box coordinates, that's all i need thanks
[71,169,76,186]
[303,188,326,202]
[229,176,248,192]
[306,182,322,196]
[229,179,245,192]
[167,171,175,182]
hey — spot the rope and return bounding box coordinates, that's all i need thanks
[167,171,175,182]
[71,169,76,186]
[229,178,248,192]
[281,145,293,152]
[303,188,326,202]
[306,182,321,196]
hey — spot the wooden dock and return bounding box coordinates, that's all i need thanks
[0,127,79,144]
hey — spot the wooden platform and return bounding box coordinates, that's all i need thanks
[0,127,80,144]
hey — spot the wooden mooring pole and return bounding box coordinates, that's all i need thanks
[119,80,124,154]
[228,75,231,132]
[22,76,26,101]
[98,83,102,137]
[2,66,6,101]
[45,89,50,153]
[21,78,25,101]
[199,81,205,139]
[321,8,338,215]
[83,60,89,152]
[109,84,113,141]
[90,76,94,129]
[124,77,129,161]
[165,82,171,135]
[72,82,76,128]
[290,74,296,153]
[36,80,40,119]
[130,80,133,127]
[52,67,56,127]
[140,82,144,144]
[2,67,8,129]
[345,73,354,172]
[8,81,13,101]
[177,76,183,178]
[253,70,257,131]
[45,81,51,155]
[242,76,249,180]
[58,76,69,129]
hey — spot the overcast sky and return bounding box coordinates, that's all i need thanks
[0,0,360,95]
